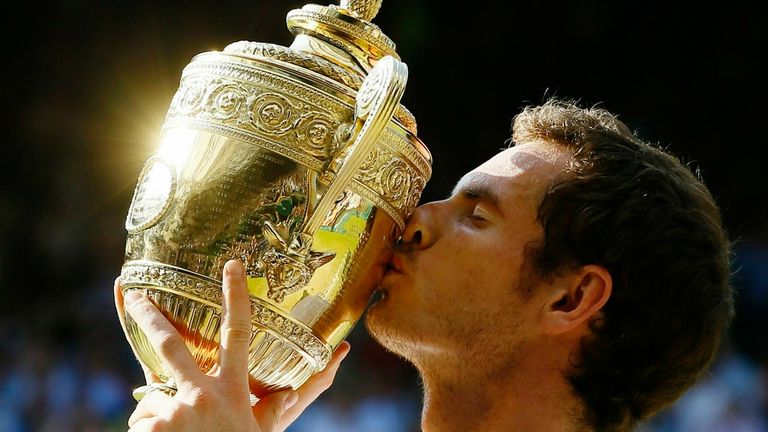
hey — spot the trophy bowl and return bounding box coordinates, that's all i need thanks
[119,0,431,397]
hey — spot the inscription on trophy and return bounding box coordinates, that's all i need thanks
[126,158,177,232]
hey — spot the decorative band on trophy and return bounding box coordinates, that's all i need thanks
[121,261,332,364]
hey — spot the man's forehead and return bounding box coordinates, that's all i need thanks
[470,142,569,179]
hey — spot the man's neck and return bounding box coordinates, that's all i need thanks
[414,342,588,432]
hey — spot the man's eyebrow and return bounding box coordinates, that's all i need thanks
[450,179,504,216]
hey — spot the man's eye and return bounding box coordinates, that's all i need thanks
[469,207,489,222]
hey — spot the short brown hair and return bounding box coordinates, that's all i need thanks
[512,99,734,431]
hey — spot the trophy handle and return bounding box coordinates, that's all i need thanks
[303,55,409,234]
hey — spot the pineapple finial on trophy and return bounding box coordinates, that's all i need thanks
[339,0,382,22]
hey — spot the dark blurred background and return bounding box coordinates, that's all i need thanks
[1,1,766,431]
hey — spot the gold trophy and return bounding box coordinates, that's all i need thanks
[119,0,431,399]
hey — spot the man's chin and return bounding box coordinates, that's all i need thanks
[364,306,396,349]
[365,292,394,333]
[365,304,419,362]
[365,281,411,348]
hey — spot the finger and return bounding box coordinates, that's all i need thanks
[124,290,202,386]
[251,388,299,432]
[128,416,166,432]
[278,341,351,427]
[115,279,158,384]
[115,277,128,332]
[128,390,174,427]
[219,260,253,384]
[296,341,350,400]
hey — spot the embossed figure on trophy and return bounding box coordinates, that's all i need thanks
[215,186,304,272]
[261,220,335,303]
[253,191,338,304]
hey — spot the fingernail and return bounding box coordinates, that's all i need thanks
[124,291,142,306]
[283,391,299,411]
[224,260,244,277]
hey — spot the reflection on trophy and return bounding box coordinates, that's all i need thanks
[119,0,432,399]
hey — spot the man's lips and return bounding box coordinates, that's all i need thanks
[379,254,405,300]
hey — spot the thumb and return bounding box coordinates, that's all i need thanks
[251,389,299,432]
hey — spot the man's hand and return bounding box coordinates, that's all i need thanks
[114,260,350,432]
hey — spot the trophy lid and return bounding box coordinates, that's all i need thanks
[222,0,418,134]
[286,0,399,73]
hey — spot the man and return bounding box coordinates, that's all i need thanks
[117,99,734,431]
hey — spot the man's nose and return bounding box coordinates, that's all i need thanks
[399,202,437,251]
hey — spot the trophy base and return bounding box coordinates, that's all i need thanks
[121,262,332,396]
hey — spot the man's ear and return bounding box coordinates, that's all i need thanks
[541,265,612,335]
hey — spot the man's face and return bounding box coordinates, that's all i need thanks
[366,141,571,364]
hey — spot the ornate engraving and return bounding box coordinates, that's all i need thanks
[380,159,411,201]
[249,93,296,134]
[166,64,343,169]
[166,125,431,233]
[224,42,363,89]
[287,7,397,54]
[352,140,428,227]
[395,105,417,135]
[260,222,334,303]
[340,0,382,22]
[379,129,431,179]
[161,53,430,251]
[250,300,329,362]
[405,175,426,214]
[262,250,312,303]
[120,262,331,365]
[209,82,246,120]
[223,42,417,135]
[175,80,206,116]
[179,58,348,114]
[295,113,338,158]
